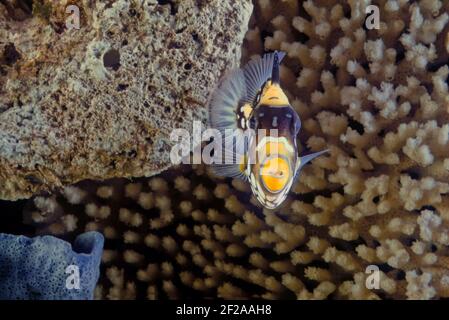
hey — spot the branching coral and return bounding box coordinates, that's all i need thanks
[21,0,449,300]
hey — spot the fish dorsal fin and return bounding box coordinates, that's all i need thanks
[272,52,280,84]
[243,51,286,105]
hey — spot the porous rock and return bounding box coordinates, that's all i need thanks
[0,0,253,200]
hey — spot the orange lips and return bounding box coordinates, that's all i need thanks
[260,156,290,193]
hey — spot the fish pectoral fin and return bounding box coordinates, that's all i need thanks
[208,68,247,132]
[211,154,248,181]
[293,149,329,183]
[297,149,329,172]
[212,165,248,181]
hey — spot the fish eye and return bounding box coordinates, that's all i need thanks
[255,92,261,105]
[288,111,301,135]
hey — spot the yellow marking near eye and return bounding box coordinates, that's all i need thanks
[239,155,247,173]
[260,156,290,192]
[241,103,253,119]
[259,81,289,106]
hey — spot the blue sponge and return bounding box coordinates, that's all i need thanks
[0,231,104,300]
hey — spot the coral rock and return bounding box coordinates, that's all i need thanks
[0,0,253,200]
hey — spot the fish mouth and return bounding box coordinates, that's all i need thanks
[261,170,285,178]
[259,154,291,194]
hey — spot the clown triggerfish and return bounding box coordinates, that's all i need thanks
[208,51,328,209]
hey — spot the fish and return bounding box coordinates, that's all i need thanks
[208,51,328,209]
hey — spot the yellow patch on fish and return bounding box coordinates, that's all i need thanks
[241,103,253,119]
[259,81,289,106]
[239,155,247,173]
